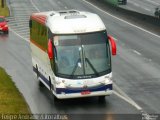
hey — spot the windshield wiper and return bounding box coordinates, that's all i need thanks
[70,46,99,77]
[83,48,99,77]
[85,58,99,77]
[70,58,99,77]
[71,58,81,76]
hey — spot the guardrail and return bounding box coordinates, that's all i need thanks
[102,0,160,26]
[118,6,160,26]
[104,0,118,6]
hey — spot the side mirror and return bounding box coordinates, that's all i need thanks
[108,35,117,56]
[29,20,32,28]
[48,39,53,59]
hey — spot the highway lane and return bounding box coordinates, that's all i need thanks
[78,0,160,113]
[0,32,140,119]
[1,0,141,117]
[29,0,160,114]
[6,0,38,40]
[60,0,160,113]
[1,0,160,118]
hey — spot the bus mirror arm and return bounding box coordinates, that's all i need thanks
[29,20,32,28]
[48,39,53,59]
[108,35,117,56]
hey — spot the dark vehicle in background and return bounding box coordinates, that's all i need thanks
[118,0,127,5]
[155,7,160,18]
[0,16,9,34]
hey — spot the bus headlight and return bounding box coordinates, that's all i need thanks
[56,81,61,85]
[104,76,112,83]
[56,80,65,85]
[61,92,66,95]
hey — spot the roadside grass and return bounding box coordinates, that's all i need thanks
[0,0,31,116]
[0,67,31,114]
[0,0,9,16]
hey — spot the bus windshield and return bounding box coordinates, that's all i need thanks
[53,31,111,79]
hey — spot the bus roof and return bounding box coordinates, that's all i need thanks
[31,10,106,34]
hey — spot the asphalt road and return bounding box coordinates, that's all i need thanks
[1,0,160,119]
[121,0,160,16]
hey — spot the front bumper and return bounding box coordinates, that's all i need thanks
[55,90,112,99]
[0,26,8,32]
[54,84,113,99]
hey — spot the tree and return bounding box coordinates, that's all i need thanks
[1,0,4,8]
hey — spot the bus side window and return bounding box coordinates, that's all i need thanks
[48,28,52,39]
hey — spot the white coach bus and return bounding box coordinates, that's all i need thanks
[29,10,116,100]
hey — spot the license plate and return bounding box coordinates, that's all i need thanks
[81,90,91,95]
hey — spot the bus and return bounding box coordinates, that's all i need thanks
[29,10,116,100]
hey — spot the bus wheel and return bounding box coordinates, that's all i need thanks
[49,78,52,91]
[98,96,105,101]
[53,95,58,101]
[4,31,9,34]
[38,80,44,87]
[36,66,43,87]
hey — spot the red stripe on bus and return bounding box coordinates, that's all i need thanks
[31,15,47,25]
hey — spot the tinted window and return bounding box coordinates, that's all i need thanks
[0,18,5,22]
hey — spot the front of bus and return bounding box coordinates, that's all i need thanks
[47,11,116,99]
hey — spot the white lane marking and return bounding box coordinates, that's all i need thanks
[146,0,160,6]
[133,50,142,55]
[133,3,140,7]
[30,0,40,12]
[14,16,29,19]
[82,0,160,39]
[9,27,29,42]
[143,8,151,12]
[113,91,142,110]
[114,82,156,120]
[9,22,28,26]
[15,30,29,34]
[65,6,68,9]
[113,83,142,110]
[16,20,30,22]
[11,25,28,28]
[7,0,40,43]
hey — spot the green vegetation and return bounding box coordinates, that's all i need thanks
[0,0,9,16]
[0,67,31,114]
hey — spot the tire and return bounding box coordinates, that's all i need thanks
[49,78,52,91]
[36,66,44,87]
[4,31,9,34]
[53,95,59,102]
[49,78,58,102]
[98,96,105,101]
